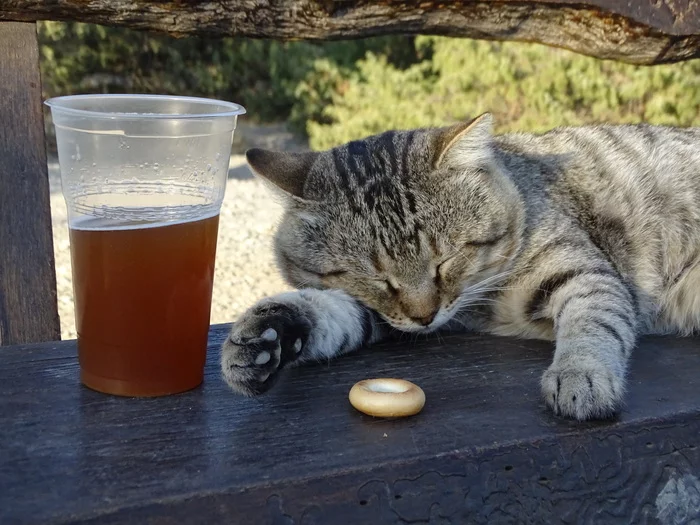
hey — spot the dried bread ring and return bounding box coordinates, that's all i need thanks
[349,378,425,418]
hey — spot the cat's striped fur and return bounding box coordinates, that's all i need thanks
[221,114,700,420]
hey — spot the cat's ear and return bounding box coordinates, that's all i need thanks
[246,148,320,199]
[433,113,493,169]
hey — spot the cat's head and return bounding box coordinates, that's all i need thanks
[247,113,524,332]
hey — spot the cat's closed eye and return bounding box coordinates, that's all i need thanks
[373,278,399,294]
[301,267,347,279]
[434,255,457,281]
[279,251,348,280]
[320,270,348,278]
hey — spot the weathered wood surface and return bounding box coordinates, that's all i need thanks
[1,325,699,524]
[1,1,700,64]
[0,22,60,346]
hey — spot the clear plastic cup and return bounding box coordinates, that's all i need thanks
[45,94,245,397]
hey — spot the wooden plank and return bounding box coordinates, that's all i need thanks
[0,22,60,346]
[1,1,700,65]
[0,326,698,523]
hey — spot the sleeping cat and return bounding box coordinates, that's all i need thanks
[220,113,700,421]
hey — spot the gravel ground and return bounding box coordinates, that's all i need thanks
[50,122,304,339]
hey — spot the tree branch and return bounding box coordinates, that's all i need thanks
[2,1,699,64]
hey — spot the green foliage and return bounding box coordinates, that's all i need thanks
[303,37,700,150]
[38,21,416,123]
[39,23,699,151]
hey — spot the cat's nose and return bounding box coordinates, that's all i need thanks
[411,310,437,326]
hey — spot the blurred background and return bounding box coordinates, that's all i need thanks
[39,22,700,339]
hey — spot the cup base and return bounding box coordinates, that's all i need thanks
[80,369,203,397]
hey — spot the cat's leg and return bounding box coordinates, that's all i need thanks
[221,288,388,395]
[534,268,639,420]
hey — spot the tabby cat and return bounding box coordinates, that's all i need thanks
[220,113,700,420]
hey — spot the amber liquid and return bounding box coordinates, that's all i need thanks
[69,214,220,397]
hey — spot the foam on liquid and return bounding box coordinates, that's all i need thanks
[68,189,219,231]
[70,207,219,231]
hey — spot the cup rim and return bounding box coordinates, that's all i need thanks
[44,94,247,120]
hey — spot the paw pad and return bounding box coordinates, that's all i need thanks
[222,300,313,396]
[255,351,271,365]
[261,328,278,341]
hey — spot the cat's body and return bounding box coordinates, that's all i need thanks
[221,115,700,420]
[486,123,700,338]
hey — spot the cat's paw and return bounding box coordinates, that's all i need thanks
[221,301,313,396]
[541,360,624,420]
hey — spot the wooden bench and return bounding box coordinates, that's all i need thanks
[1,327,699,523]
[0,2,699,523]
[0,22,59,345]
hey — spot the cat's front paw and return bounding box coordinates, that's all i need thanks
[221,301,312,396]
[541,360,624,420]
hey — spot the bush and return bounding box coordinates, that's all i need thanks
[302,37,700,150]
[38,21,417,125]
[38,24,699,151]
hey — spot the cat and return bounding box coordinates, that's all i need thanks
[220,113,700,420]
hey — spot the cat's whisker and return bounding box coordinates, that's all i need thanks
[457,303,500,312]
[459,301,500,309]
[444,239,471,260]
[454,303,499,316]
[463,277,516,297]
[470,268,515,286]
[444,240,480,271]
[461,285,509,295]
[456,291,500,302]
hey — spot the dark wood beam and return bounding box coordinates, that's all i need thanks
[1,328,700,522]
[1,1,699,65]
[0,22,60,345]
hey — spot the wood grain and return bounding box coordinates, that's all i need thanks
[1,1,700,64]
[0,326,698,523]
[0,22,60,346]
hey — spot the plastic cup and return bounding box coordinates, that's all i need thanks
[45,94,245,397]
